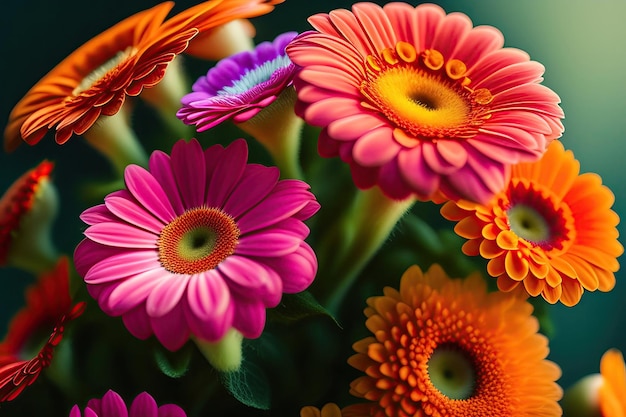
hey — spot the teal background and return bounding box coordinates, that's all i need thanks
[0,0,624,394]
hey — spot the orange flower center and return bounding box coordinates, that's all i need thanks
[360,43,493,144]
[506,179,575,251]
[157,207,240,275]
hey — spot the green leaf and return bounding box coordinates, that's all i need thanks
[220,360,271,410]
[153,343,192,378]
[266,291,341,327]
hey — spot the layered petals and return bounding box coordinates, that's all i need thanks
[69,390,187,417]
[287,2,563,203]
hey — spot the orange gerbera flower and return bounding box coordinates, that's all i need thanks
[4,0,284,152]
[599,349,626,416]
[441,140,623,306]
[349,264,562,417]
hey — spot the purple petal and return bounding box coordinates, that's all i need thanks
[145,275,190,317]
[105,268,169,315]
[105,190,165,234]
[260,243,317,293]
[158,404,187,417]
[218,256,282,306]
[122,305,153,340]
[74,239,127,278]
[232,299,266,339]
[129,392,158,417]
[124,165,176,223]
[69,405,82,417]
[171,139,207,208]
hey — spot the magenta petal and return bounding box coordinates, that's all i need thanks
[122,305,153,340]
[84,407,99,417]
[74,239,126,278]
[378,159,413,200]
[129,392,158,417]
[206,139,248,207]
[124,165,176,223]
[80,204,116,225]
[105,268,168,315]
[149,150,185,216]
[232,299,266,339]
[105,190,164,234]
[85,250,161,284]
[262,243,317,293]
[186,271,231,322]
[171,139,207,208]
[222,164,279,219]
[236,232,302,257]
[101,390,129,417]
[351,127,401,167]
[145,275,190,317]
[158,404,187,417]
[397,147,440,198]
[150,304,190,351]
[69,405,82,417]
[218,256,282,306]
[85,222,157,248]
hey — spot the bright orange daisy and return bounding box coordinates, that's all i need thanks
[441,140,623,306]
[4,0,284,152]
[598,349,626,416]
[348,264,562,417]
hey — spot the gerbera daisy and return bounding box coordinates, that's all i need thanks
[73,139,319,360]
[300,403,375,417]
[0,160,58,274]
[0,258,85,402]
[69,390,187,417]
[286,2,564,203]
[177,31,302,178]
[441,140,623,306]
[562,349,626,417]
[348,263,562,417]
[4,0,284,173]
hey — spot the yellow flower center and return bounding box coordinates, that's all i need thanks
[361,43,493,143]
[428,343,476,400]
[157,207,240,274]
[506,179,575,251]
[72,46,137,96]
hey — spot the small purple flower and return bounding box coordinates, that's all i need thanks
[69,390,187,417]
[177,32,298,132]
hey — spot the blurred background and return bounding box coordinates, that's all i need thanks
[0,0,625,396]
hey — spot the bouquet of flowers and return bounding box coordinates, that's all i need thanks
[0,1,623,416]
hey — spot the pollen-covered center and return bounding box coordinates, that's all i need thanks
[428,343,476,400]
[158,207,240,274]
[506,180,575,251]
[361,43,493,141]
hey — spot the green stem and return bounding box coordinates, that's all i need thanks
[315,187,415,314]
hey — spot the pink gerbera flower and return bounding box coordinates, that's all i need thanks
[69,390,187,417]
[286,2,564,203]
[73,138,319,351]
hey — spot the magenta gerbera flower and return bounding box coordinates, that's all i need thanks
[69,390,186,417]
[73,138,320,351]
[177,31,298,131]
[286,2,564,203]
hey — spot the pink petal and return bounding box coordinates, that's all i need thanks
[431,11,472,60]
[397,147,440,197]
[436,140,468,169]
[378,158,414,200]
[146,275,190,317]
[105,190,164,234]
[206,139,248,208]
[149,150,185,216]
[476,61,545,95]
[300,97,364,127]
[352,127,401,167]
[186,271,231,323]
[422,141,462,174]
[74,239,126,278]
[231,298,266,339]
[236,232,303,257]
[467,48,530,84]
[218,256,282,306]
[171,139,206,208]
[150,304,190,351]
[413,3,446,51]
[261,243,317,293]
[158,405,187,417]
[124,165,176,224]
[352,3,397,53]
[101,390,129,417]
[105,268,169,315]
[69,405,82,417]
[451,25,504,69]
[85,222,158,248]
[80,204,116,225]
[84,250,161,285]
[327,113,387,141]
[129,392,157,417]
[222,164,279,219]
[122,305,153,340]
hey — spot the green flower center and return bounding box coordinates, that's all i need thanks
[507,204,550,243]
[428,343,476,400]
